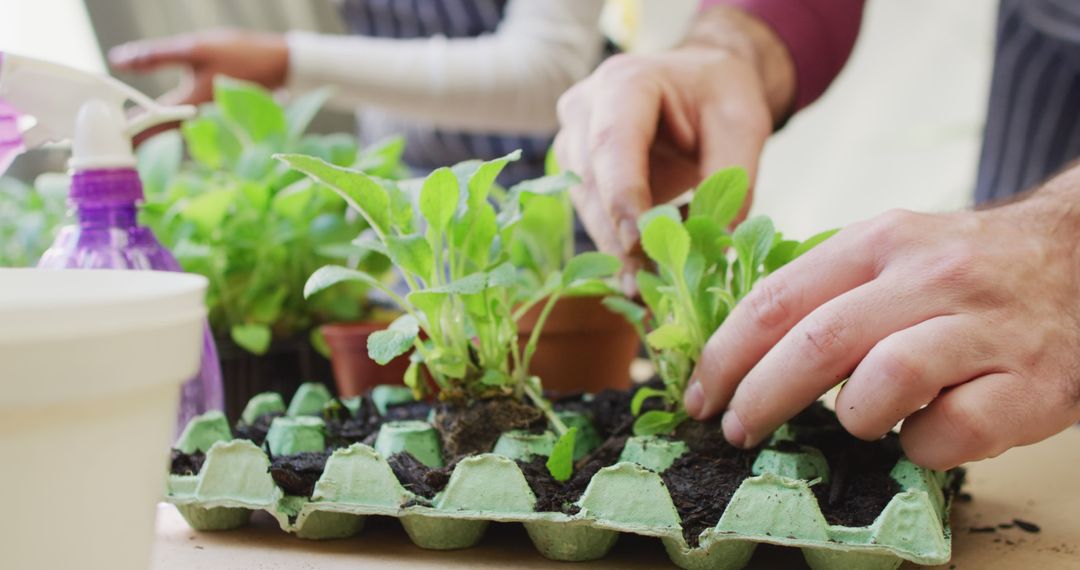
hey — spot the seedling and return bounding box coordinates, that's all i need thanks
[605,168,837,436]
[278,151,618,464]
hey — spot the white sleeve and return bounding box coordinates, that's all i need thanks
[285,0,606,135]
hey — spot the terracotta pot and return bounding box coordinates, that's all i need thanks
[217,334,333,423]
[517,294,639,395]
[322,321,410,398]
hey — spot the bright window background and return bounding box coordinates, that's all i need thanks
[0,0,104,73]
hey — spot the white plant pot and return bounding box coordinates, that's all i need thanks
[0,269,208,570]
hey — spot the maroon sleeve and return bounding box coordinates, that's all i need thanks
[700,0,865,111]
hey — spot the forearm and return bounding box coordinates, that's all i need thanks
[700,0,865,113]
[286,0,605,134]
[680,6,796,125]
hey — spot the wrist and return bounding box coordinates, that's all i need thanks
[681,6,796,125]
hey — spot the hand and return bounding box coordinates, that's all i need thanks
[109,29,289,106]
[686,168,1080,470]
[553,7,794,293]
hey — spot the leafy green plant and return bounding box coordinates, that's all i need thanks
[280,150,618,458]
[0,173,68,267]
[136,77,404,355]
[605,168,837,436]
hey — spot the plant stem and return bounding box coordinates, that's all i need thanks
[524,379,568,436]
[520,290,561,373]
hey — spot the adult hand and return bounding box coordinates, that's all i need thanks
[553,7,794,293]
[687,168,1080,470]
[109,30,289,106]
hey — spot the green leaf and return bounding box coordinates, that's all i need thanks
[636,270,666,314]
[487,262,519,288]
[633,410,684,436]
[451,203,497,270]
[403,361,425,398]
[275,153,391,235]
[367,314,419,365]
[464,150,521,209]
[630,387,668,415]
[419,167,459,232]
[181,117,227,170]
[793,228,839,259]
[646,323,693,351]
[214,76,286,144]
[479,369,512,386]
[764,239,799,273]
[387,234,434,279]
[408,290,448,318]
[637,204,681,233]
[231,323,272,355]
[285,87,332,141]
[733,216,775,275]
[641,215,690,273]
[684,216,727,266]
[562,252,620,287]
[509,171,580,198]
[271,179,315,221]
[304,265,384,298]
[430,272,489,294]
[310,328,332,359]
[355,136,406,178]
[181,188,234,234]
[601,296,647,327]
[546,427,578,482]
[689,167,749,228]
[136,130,182,197]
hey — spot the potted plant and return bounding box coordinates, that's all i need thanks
[135,77,404,419]
[0,173,67,267]
[501,158,639,395]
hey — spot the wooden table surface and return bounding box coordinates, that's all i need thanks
[152,427,1080,569]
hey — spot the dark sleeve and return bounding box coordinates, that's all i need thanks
[700,0,866,110]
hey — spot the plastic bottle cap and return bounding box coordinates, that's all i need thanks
[69,99,136,170]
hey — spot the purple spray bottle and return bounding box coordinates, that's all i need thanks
[0,52,223,431]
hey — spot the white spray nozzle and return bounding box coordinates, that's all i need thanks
[0,51,195,171]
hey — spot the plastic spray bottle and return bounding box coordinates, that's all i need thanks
[0,52,223,431]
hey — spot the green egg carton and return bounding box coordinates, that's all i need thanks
[166,384,960,570]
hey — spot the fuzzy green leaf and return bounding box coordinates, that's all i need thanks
[509,171,580,198]
[764,239,800,273]
[465,150,521,208]
[601,296,647,327]
[633,410,684,436]
[646,323,693,351]
[367,314,419,365]
[231,323,272,355]
[641,215,691,274]
[403,361,425,398]
[420,167,459,232]
[546,427,578,482]
[637,204,681,233]
[181,188,234,234]
[636,270,666,314]
[562,252,620,287]
[793,228,840,259]
[304,265,384,298]
[684,216,727,266]
[214,77,286,144]
[285,87,331,141]
[431,272,489,295]
[387,234,434,279]
[630,387,668,416]
[689,167,749,228]
[276,153,391,235]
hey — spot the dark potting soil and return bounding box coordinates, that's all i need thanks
[268,451,332,497]
[386,452,459,500]
[517,435,629,514]
[660,425,760,547]
[797,422,904,528]
[232,412,283,447]
[169,449,206,476]
[433,397,546,459]
[382,400,434,422]
[587,377,666,439]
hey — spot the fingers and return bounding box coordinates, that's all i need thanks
[697,98,771,222]
[109,36,200,71]
[584,62,663,254]
[686,224,881,421]
[833,315,998,440]
[899,372,1079,470]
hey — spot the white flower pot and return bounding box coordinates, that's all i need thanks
[0,269,208,570]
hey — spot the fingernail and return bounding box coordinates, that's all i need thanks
[684,379,704,418]
[722,410,748,448]
[617,219,637,252]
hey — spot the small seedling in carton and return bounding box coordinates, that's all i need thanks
[604,167,837,436]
